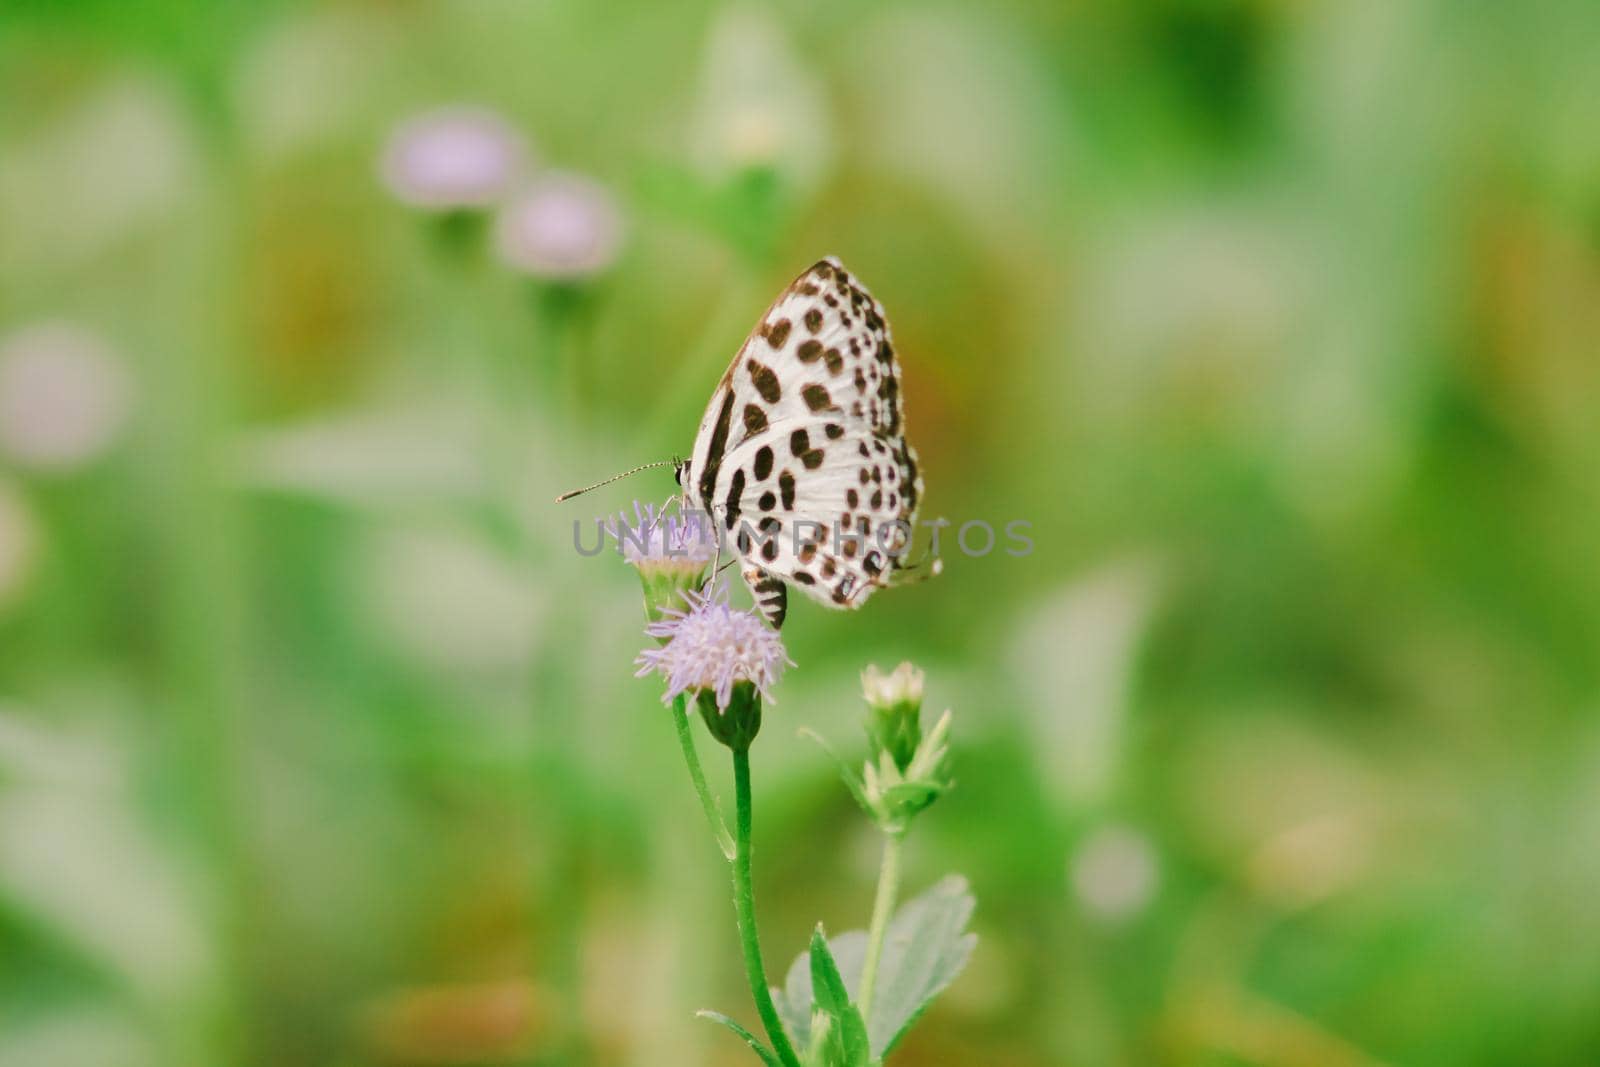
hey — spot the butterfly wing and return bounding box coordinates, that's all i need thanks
[683,257,925,627]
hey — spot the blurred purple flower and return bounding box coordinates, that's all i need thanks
[0,323,133,472]
[493,172,623,280]
[380,107,528,209]
[635,586,791,711]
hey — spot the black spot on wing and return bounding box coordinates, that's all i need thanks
[802,384,834,412]
[757,578,787,628]
[747,359,782,403]
[724,468,745,530]
[697,389,735,507]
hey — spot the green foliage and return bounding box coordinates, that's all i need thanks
[805,926,871,1067]
[777,878,978,1062]
[698,1010,784,1067]
[3,1,1600,1064]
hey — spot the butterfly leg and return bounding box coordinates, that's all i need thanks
[742,565,788,630]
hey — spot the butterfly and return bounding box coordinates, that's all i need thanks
[674,257,927,629]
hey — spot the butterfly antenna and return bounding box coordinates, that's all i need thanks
[555,460,676,502]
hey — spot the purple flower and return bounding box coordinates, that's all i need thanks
[635,586,792,711]
[380,107,528,209]
[607,501,716,578]
[493,172,623,279]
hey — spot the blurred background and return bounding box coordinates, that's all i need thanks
[3,1,1600,1065]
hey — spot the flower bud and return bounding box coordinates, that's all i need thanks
[861,662,925,772]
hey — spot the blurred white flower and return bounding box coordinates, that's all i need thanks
[493,172,623,280]
[849,11,1061,235]
[0,480,40,612]
[0,323,132,472]
[1247,811,1373,909]
[0,1008,157,1067]
[380,107,529,210]
[1071,824,1159,922]
[0,712,211,1003]
[689,7,830,186]
[0,76,197,278]
[1011,557,1164,810]
[238,8,399,160]
[367,525,543,674]
[1075,206,1303,401]
[232,404,486,504]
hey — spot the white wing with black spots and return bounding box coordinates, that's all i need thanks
[680,257,925,627]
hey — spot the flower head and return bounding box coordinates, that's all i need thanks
[861,661,925,710]
[689,7,829,187]
[635,585,791,712]
[0,322,133,472]
[380,107,528,210]
[609,501,718,624]
[493,172,623,280]
[608,501,716,579]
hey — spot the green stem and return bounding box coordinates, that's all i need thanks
[671,694,735,860]
[858,831,906,1024]
[732,747,803,1067]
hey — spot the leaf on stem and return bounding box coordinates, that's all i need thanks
[697,1010,784,1067]
[776,876,977,1061]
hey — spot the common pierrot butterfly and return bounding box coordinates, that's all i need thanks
[564,257,930,628]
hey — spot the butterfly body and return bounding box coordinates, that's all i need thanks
[678,257,925,628]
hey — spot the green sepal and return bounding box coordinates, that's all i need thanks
[865,699,921,772]
[638,567,707,628]
[879,781,943,823]
[699,683,763,751]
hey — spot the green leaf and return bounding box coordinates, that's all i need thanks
[808,926,850,1015]
[798,727,872,815]
[867,875,977,1058]
[808,927,870,1066]
[774,877,977,1061]
[697,1010,783,1067]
